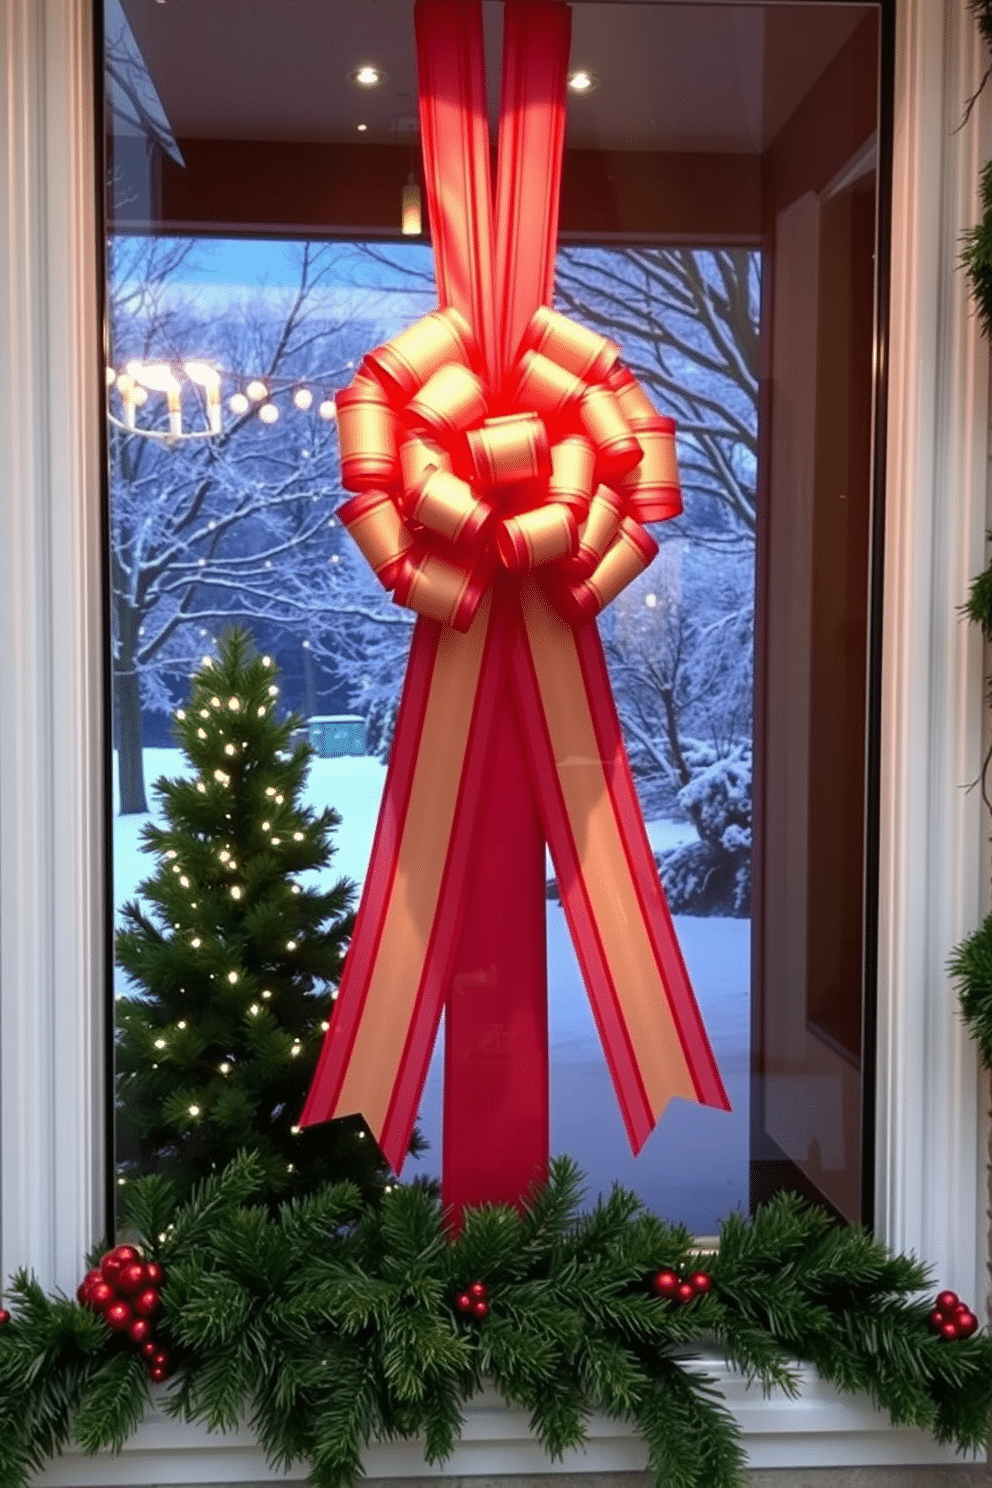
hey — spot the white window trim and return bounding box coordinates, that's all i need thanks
[1,0,990,1478]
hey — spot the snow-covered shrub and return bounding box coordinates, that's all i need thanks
[660,745,752,916]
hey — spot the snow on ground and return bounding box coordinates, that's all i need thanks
[114,750,749,1231]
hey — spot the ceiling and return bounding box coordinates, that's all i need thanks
[119,0,875,155]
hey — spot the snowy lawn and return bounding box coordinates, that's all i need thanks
[114,750,750,1231]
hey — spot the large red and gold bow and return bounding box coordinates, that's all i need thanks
[335,302,681,632]
[302,0,729,1215]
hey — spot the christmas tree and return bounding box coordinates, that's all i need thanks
[115,628,389,1205]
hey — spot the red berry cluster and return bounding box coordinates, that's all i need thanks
[651,1268,713,1305]
[0,1307,10,1327]
[77,1245,173,1381]
[455,1281,490,1319]
[928,1289,978,1342]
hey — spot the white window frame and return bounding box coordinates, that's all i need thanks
[1,0,990,1477]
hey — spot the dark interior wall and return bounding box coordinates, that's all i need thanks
[111,137,762,244]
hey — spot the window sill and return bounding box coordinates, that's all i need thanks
[30,1365,968,1485]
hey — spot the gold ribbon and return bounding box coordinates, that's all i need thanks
[336,302,682,631]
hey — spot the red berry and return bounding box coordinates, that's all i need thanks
[689,1272,712,1295]
[117,1262,146,1295]
[468,1281,488,1300]
[144,1262,164,1288]
[455,1293,472,1313]
[936,1290,959,1313]
[77,1268,102,1304]
[676,1282,695,1305]
[940,1320,959,1342]
[128,1318,151,1345]
[152,1350,170,1370]
[133,1288,162,1318]
[472,1300,489,1319]
[114,1245,141,1262]
[652,1269,679,1298]
[149,1364,169,1384]
[100,1252,126,1287]
[141,1340,158,1360]
[88,1281,116,1311]
[929,1308,945,1331]
[957,1309,979,1338]
[0,1309,10,1326]
[104,1301,133,1332]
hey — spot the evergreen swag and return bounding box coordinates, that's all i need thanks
[1,1154,991,1488]
[114,629,391,1204]
[954,1,992,1066]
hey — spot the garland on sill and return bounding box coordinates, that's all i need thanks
[0,1154,990,1488]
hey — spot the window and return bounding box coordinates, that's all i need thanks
[103,0,883,1231]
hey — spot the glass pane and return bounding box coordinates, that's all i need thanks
[104,0,882,1231]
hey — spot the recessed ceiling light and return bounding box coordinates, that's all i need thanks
[567,70,598,94]
[357,123,369,133]
[352,65,385,88]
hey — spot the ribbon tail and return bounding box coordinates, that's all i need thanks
[301,594,513,1170]
[513,579,730,1154]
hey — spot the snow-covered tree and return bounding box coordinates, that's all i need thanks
[107,236,406,813]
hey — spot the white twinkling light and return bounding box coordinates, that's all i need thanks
[271,836,281,846]
[229,392,250,415]
[210,695,221,708]
[286,939,297,951]
[166,849,177,859]
[199,708,210,719]
[202,656,214,668]
[262,655,272,666]
[293,387,313,411]
[292,885,301,894]
[225,742,236,756]
[275,794,284,804]
[290,1044,301,1057]
[214,768,230,784]
[293,831,304,842]
[265,787,276,797]
[268,684,279,697]
[318,398,337,421]
[179,874,190,888]
[188,1104,201,1117]
[261,821,270,831]
[154,1038,166,1049]
[177,1020,187,1029]
[228,696,240,711]
[291,1124,300,1135]
[259,402,280,425]
[644,592,658,609]
[246,379,268,402]
[248,1003,260,1016]
[176,709,186,721]
[231,885,242,900]
[320,1020,330,1032]
[191,937,201,948]
[261,989,272,1000]
[257,705,266,717]
[219,1062,230,1074]
[197,782,207,793]
[227,970,239,983]
[219,849,230,862]
[197,727,207,739]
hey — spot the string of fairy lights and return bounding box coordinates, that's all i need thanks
[106,359,348,441]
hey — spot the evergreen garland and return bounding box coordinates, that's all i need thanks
[1,1155,989,1488]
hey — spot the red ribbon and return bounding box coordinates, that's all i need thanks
[301,0,729,1214]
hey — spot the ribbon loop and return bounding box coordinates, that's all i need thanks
[333,301,684,626]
